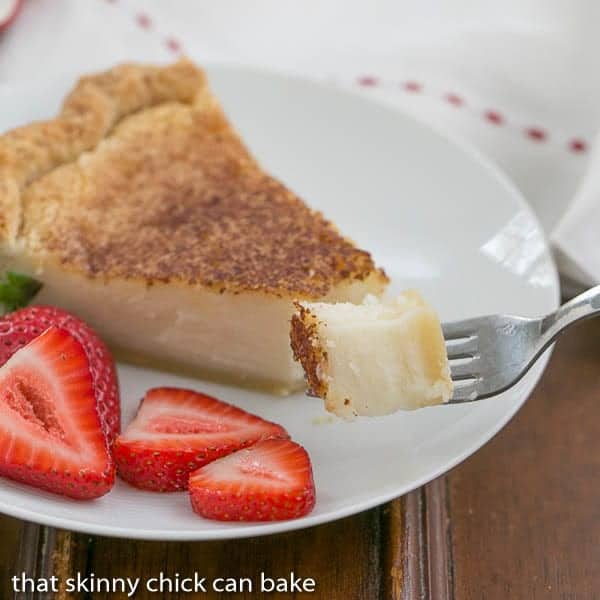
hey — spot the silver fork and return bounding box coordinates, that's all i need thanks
[443,284,600,403]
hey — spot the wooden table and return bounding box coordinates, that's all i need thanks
[2,318,599,599]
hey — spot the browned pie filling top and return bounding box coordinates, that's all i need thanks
[0,60,386,298]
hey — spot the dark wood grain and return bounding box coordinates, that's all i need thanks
[382,486,452,600]
[0,515,24,598]
[448,318,600,599]
[77,509,384,599]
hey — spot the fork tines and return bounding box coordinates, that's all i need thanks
[443,322,481,403]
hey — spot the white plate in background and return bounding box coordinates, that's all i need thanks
[0,66,559,539]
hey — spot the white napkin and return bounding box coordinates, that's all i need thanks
[1,0,598,285]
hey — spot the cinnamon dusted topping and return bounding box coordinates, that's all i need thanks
[290,303,329,397]
[2,60,386,297]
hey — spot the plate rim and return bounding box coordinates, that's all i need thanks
[0,64,560,540]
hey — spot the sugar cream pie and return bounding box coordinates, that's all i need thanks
[290,292,452,416]
[0,60,388,393]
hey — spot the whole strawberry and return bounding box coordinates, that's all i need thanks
[0,272,120,444]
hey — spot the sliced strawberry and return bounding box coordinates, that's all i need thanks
[0,0,23,33]
[0,327,114,499]
[114,388,289,492]
[0,305,120,445]
[189,439,316,521]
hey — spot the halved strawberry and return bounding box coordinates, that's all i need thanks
[114,388,289,492]
[0,303,120,445]
[0,326,114,499]
[189,439,316,521]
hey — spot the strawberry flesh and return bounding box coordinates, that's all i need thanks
[0,305,120,445]
[114,388,289,492]
[189,439,316,521]
[0,327,114,499]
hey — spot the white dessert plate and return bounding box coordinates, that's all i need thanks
[0,66,559,540]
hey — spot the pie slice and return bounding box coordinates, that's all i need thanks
[290,291,453,417]
[0,60,387,392]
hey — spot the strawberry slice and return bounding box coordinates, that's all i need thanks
[189,439,316,521]
[0,327,114,499]
[0,303,120,445]
[0,0,23,33]
[114,388,289,492]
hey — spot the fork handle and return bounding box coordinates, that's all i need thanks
[541,284,600,343]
